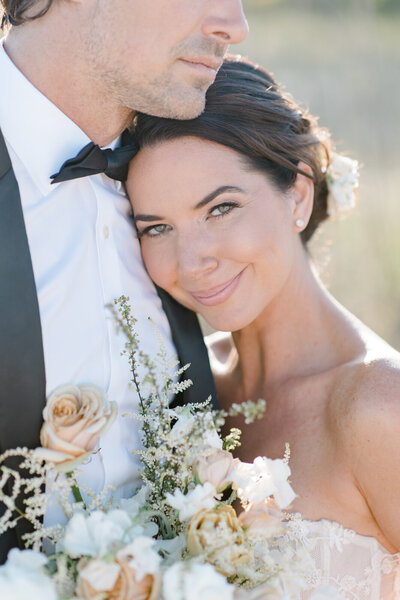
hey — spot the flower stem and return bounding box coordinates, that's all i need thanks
[66,472,85,507]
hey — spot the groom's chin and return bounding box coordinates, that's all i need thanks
[157,92,207,121]
[141,84,208,121]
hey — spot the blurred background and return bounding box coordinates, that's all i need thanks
[232,0,400,349]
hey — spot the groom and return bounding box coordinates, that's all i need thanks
[0,0,247,561]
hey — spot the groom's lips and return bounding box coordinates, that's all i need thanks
[179,57,222,79]
[188,270,245,307]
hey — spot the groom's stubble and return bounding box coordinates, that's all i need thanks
[85,35,228,121]
[81,1,236,121]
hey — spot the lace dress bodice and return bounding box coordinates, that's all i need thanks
[288,518,400,599]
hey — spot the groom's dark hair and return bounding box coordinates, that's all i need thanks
[1,0,54,28]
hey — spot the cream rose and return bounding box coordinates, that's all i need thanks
[77,557,160,600]
[192,449,234,492]
[35,384,117,472]
[238,499,283,538]
[186,505,251,577]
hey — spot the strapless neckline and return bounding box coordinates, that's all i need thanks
[290,514,397,555]
[284,515,400,599]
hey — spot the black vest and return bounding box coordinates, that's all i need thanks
[0,129,216,562]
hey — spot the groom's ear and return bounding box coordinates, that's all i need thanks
[290,161,314,231]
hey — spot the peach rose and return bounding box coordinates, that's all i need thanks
[192,449,234,491]
[238,499,283,538]
[77,557,161,600]
[186,505,251,576]
[35,384,117,472]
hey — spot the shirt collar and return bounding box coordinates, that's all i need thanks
[0,39,119,197]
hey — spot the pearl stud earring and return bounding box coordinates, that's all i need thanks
[295,218,305,228]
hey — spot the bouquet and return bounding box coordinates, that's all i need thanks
[0,296,317,600]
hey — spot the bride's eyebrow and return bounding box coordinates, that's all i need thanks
[134,185,244,223]
[134,212,164,223]
[195,186,244,209]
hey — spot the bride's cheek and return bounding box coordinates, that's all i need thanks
[141,243,173,288]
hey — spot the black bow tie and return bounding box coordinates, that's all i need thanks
[50,138,138,184]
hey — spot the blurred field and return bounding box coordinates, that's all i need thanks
[233,0,400,349]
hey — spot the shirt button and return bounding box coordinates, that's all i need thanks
[102,226,110,239]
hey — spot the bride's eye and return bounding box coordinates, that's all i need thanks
[209,202,238,218]
[138,224,171,239]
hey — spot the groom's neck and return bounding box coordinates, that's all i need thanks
[4,22,133,146]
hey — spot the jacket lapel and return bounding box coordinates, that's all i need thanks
[0,129,47,559]
[0,129,46,452]
[156,287,217,409]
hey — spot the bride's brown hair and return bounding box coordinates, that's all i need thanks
[0,0,53,28]
[134,57,332,243]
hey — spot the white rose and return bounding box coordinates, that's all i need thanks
[35,384,117,472]
[116,537,161,581]
[62,509,132,557]
[231,456,296,508]
[0,549,57,600]
[163,561,234,600]
[165,482,218,521]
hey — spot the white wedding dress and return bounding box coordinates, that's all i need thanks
[287,517,400,599]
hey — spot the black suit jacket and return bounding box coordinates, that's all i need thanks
[0,128,216,563]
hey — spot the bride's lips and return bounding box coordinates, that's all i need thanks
[189,270,245,307]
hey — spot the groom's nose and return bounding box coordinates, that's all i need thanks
[202,0,249,45]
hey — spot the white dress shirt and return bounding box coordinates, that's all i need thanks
[0,41,176,521]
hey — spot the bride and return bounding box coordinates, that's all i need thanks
[126,57,400,599]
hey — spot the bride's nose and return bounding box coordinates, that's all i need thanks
[177,232,218,280]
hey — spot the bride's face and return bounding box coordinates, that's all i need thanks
[127,137,307,332]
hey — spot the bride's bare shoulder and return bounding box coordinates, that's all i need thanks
[205,331,236,375]
[336,350,400,427]
[336,352,400,550]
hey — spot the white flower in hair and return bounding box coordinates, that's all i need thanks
[326,153,359,217]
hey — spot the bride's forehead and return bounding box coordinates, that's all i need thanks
[131,138,245,180]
